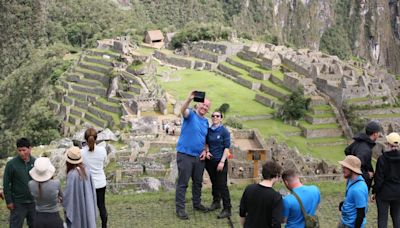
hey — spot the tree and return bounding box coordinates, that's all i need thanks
[278,89,311,121]
[320,26,352,60]
[218,103,230,115]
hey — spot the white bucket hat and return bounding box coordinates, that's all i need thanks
[386,132,400,146]
[29,157,55,182]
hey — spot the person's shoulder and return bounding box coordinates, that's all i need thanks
[305,185,320,193]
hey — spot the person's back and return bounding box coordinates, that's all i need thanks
[28,179,61,212]
[283,185,320,228]
[81,145,107,188]
[240,184,282,228]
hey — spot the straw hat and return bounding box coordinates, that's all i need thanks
[386,132,400,146]
[29,157,55,182]
[66,146,83,164]
[339,155,362,175]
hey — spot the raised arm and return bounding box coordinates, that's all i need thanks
[181,91,195,118]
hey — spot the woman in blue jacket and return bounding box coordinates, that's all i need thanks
[205,111,232,219]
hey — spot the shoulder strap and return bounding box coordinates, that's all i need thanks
[345,179,362,196]
[291,190,309,218]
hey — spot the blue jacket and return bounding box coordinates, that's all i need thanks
[206,125,230,161]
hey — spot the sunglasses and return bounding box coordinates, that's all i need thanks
[211,115,221,118]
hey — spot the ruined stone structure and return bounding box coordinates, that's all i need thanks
[144,30,164,49]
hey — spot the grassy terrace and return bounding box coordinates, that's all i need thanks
[88,48,120,58]
[366,113,400,118]
[306,136,347,144]
[305,112,335,118]
[80,60,112,70]
[128,63,145,71]
[231,54,289,80]
[242,119,345,164]
[77,77,105,87]
[220,62,291,95]
[75,66,107,77]
[299,120,340,129]
[256,91,281,102]
[346,96,383,104]
[97,97,121,108]
[311,105,332,111]
[157,69,275,116]
[158,49,213,63]
[135,46,156,55]
[72,106,107,126]
[85,54,114,62]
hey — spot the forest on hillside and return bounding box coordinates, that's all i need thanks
[0,0,399,157]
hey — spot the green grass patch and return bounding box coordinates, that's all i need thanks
[0,180,386,227]
[158,69,275,117]
[89,48,120,58]
[299,121,340,130]
[311,104,331,111]
[97,97,121,108]
[135,47,156,55]
[105,160,121,173]
[128,63,145,71]
[221,62,290,96]
[85,54,114,62]
[305,112,335,118]
[346,96,383,103]
[366,113,400,118]
[75,66,106,77]
[81,60,112,71]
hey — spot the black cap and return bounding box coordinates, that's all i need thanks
[365,121,382,133]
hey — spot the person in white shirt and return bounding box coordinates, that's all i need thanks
[81,128,108,228]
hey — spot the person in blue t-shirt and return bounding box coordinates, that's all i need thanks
[338,155,369,228]
[205,111,232,219]
[281,169,320,228]
[175,91,211,220]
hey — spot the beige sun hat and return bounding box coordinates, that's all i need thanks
[339,155,362,175]
[386,132,400,146]
[65,146,83,164]
[29,157,55,182]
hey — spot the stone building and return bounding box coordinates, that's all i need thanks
[144,30,164,49]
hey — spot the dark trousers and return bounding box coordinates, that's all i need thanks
[9,202,35,228]
[96,186,108,228]
[205,159,231,209]
[377,196,400,228]
[34,212,63,228]
[175,152,205,212]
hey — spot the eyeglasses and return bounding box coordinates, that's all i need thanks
[211,115,221,118]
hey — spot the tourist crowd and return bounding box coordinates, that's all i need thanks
[1,90,399,228]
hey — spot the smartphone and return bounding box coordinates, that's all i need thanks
[193,91,205,102]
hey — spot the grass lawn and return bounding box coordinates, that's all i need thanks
[242,119,346,164]
[0,181,385,227]
[158,69,275,117]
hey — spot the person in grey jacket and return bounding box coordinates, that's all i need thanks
[28,157,63,228]
[63,147,97,228]
[372,132,400,228]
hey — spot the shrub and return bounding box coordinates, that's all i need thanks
[224,116,243,129]
[277,89,311,121]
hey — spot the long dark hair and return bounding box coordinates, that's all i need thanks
[84,128,97,152]
[66,162,87,180]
